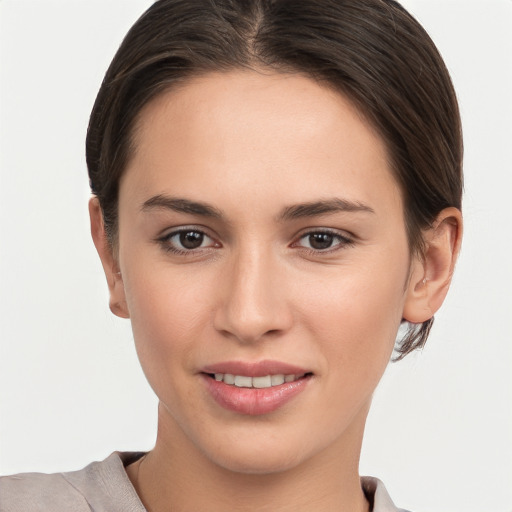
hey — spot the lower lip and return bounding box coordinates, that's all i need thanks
[202,374,311,416]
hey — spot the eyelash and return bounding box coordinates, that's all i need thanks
[293,229,355,254]
[157,228,217,255]
[156,227,354,256]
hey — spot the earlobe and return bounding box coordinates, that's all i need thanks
[403,207,463,324]
[88,197,130,319]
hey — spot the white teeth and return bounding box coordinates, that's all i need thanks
[234,375,252,388]
[253,375,272,388]
[271,374,285,386]
[224,374,235,385]
[212,373,304,388]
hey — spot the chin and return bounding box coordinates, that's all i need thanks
[198,425,323,476]
[211,447,306,476]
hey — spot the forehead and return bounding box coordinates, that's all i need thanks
[122,69,401,218]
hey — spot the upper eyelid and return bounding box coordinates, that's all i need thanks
[157,228,219,255]
[291,228,355,251]
[158,225,216,239]
[294,227,354,241]
[156,226,354,246]
[157,226,219,248]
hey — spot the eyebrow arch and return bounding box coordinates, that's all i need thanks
[141,195,223,219]
[278,198,375,221]
[141,195,373,221]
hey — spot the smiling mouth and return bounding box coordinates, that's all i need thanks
[202,367,313,415]
[205,372,311,389]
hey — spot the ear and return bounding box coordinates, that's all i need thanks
[403,207,463,323]
[89,197,130,319]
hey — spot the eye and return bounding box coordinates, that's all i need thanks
[295,230,353,252]
[159,228,218,254]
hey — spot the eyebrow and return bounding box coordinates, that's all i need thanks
[140,194,374,221]
[141,195,223,218]
[278,198,375,221]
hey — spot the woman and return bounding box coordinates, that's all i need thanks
[0,1,463,510]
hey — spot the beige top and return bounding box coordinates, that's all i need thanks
[0,452,409,512]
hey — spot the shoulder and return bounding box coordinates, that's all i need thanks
[0,452,146,512]
[361,476,412,512]
[0,471,89,511]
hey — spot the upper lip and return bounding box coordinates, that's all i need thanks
[201,360,311,377]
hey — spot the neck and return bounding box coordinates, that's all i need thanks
[127,403,371,512]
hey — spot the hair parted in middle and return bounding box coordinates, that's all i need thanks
[86,0,463,358]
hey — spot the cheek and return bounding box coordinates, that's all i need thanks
[295,258,408,377]
[121,262,214,384]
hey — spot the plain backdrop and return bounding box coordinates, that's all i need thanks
[0,1,511,511]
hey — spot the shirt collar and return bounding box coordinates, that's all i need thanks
[361,476,408,512]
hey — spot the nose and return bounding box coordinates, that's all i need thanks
[213,246,293,344]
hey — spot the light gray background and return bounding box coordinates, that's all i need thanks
[0,1,511,511]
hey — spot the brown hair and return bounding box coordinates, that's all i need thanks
[86,0,463,358]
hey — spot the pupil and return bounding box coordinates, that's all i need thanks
[180,231,203,249]
[309,233,333,250]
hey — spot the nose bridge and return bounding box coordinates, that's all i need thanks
[214,241,290,343]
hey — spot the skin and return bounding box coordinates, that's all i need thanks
[90,69,462,512]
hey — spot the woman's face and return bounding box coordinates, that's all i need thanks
[114,70,419,474]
